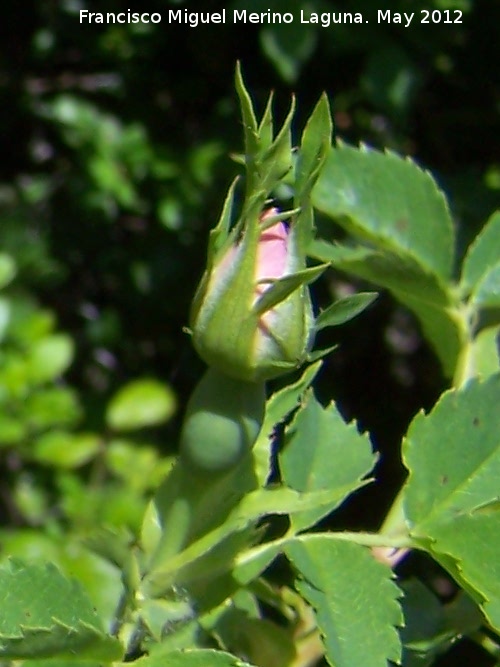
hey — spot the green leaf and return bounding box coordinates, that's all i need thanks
[24,386,81,429]
[399,579,481,666]
[471,325,500,378]
[143,484,363,598]
[0,296,11,342]
[0,413,27,446]
[0,253,16,289]
[309,240,465,378]
[106,378,176,431]
[26,334,74,383]
[313,142,455,279]
[128,648,257,667]
[8,298,55,345]
[403,374,500,529]
[400,579,447,658]
[139,596,196,642]
[470,261,500,308]
[18,661,112,667]
[286,535,403,667]
[315,292,377,330]
[281,391,376,531]
[33,431,101,468]
[0,559,122,660]
[0,531,123,631]
[173,529,264,614]
[460,210,500,292]
[252,361,322,484]
[402,375,500,626]
[143,618,200,654]
[106,439,173,491]
[213,607,295,667]
[424,513,500,631]
[260,20,316,83]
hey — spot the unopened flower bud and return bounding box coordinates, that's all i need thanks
[190,208,317,382]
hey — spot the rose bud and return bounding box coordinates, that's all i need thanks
[190,206,323,383]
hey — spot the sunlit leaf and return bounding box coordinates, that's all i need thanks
[286,535,403,667]
[0,560,122,660]
[106,378,176,431]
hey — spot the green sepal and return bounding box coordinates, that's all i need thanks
[235,62,259,158]
[236,63,295,201]
[257,91,275,148]
[191,68,334,382]
[306,344,338,363]
[315,292,378,331]
[252,264,328,318]
[296,92,333,198]
[207,177,240,267]
[258,96,295,196]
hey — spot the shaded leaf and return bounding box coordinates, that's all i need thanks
[309,240,465,378]
[399,579,481,667]
[425,513,500,631]
[260,21,316,83]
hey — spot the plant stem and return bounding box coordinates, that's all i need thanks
[452,305,477,388]
[148,463,205,569]
[379,487,408,538]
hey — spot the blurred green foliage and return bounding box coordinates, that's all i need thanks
[0,1,498,663]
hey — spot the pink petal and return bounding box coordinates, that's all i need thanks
[256,210,289,285]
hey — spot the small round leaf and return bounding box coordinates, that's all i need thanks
[106,379,176,431]
[0,254,16,290]
[27,334,74,383]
